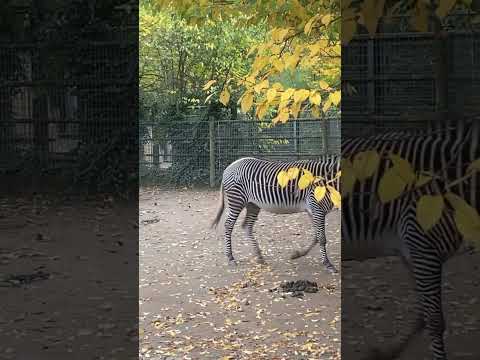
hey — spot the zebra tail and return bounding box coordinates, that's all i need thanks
[211,182,224,229]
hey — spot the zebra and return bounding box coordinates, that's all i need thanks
[341,119,478,360]
[211,155,340,272]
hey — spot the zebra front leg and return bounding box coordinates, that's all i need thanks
[291,210,337,273]
[242,203,265,264]
[416,260,446,360]
[363,255,425,360]
[317,224,337,274]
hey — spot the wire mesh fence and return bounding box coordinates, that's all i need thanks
[342,15,480,133]
[0,37,137,192]
[140,116,340,186]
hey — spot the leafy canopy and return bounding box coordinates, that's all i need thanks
[154,0,341,122]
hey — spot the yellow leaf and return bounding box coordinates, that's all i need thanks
[266,88,278,103]
[287,167,300,180]
[342,18,357,45]
[273,108,289,124]
[416,195,445,232]
[280,88,295,102]
[321,14,332,25]
[286,54,300,70]
[467,158,480,173]
[290,101,301,119]
[389,154,416,185]
[293,89,310,104]
[241,92,254,113]
[309,91,321,106]
[272,82,284,91]
[203,79,216,91]
[413,1,429,32]
[327,185,341,207]
[219,88,230,106]
[445,193,480,243]
[341,163,356,197]
[272,58,284,72]
[322,100,332,113]
[361,0,385,35]
[319,80,329,90]
[277,170,290,188]
[436,0,457,19]
[254,79,269,94]
[329,91,341,106]
[256,101,268,120]
[304,15,318,35]
[378,167,407,203]
[311,105,321,118]
[415,173,433,188]
[352,150,380,181]
[314,186,327,202]
[298,174,313,190]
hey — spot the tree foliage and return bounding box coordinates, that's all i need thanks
[154,0,341,121]
[140,3,264,117]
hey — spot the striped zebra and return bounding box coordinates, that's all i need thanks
[211,156,340,272]
[342,119,478,360]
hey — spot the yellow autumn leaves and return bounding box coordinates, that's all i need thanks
[342,0,462,46]
[201,4,340,122]
[343,150,480,247]
[276,167,341,208]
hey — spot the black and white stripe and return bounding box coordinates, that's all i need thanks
[342,119,479,360]
[211,155,340,272]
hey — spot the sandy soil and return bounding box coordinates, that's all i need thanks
[139,188,341,360]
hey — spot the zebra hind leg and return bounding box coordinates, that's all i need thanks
[241,203,265,264]
[224,205,244,266]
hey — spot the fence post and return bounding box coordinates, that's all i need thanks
[322,117,329,154]
[152,144,159,168]
[293,120,299,159]
[209,116,215,188]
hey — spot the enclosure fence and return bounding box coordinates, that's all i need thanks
[0,37,137,179]
[342,17,480,136]
[140,116,340,186]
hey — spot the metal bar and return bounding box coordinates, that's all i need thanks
[209,117,215,188]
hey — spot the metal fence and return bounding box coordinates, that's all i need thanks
[140,116,340,186]
[0,39,137,182]
[342,15,480,134]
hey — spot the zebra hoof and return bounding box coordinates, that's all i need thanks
[228,259,238,267]
[256,257,266,265]
[290,251,303,260]
[326,265,338,274]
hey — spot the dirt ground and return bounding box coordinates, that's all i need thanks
[0,195,138,360]
[139,188,341,360]
[140,187,480,360]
